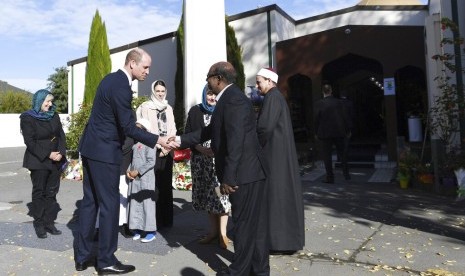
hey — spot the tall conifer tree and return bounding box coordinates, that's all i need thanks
[83,10,111,105]
[174,16,185,134]
[226,20,245,90]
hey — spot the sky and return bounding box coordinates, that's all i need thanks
[0,0,426,93]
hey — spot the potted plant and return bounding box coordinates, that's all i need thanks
[441,149,465,198]
[416,162,434,184]
[397,147,420,189]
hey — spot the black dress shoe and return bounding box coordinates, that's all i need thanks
[270,250,297,255]
[119,224,134,238]
[322,177,334,184]
[97,263,135,275]
[75,261,89,271]
[45,224,62,235]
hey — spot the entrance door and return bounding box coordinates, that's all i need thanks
[322,53,386,145]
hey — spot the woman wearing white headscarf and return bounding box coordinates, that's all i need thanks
[136,80,177,228]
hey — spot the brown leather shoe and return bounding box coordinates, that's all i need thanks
[198,234,218,244]
[219,235,229,249]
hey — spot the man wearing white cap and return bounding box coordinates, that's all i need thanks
[255,68,305,254]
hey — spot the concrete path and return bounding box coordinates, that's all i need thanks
[0,147,464,275]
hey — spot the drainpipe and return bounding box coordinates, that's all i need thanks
[267,11,272,68]
[451,0,464,149]
[70,65,74,114]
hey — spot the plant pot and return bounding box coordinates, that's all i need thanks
[399,178,409,189]
[441,177,457,187]
[418,173,434,185]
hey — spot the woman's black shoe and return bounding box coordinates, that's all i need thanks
[34,225,47,239]
[45,224,62,235]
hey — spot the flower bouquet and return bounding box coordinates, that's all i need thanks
[172,159,192,190]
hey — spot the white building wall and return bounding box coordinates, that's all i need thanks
[0,114,70,148]
[229,13,270,87]
[274,11,295,45]
[295,10,428,37]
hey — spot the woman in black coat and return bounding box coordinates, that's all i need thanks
[20,89,67,238]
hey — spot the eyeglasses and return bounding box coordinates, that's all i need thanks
[206,74,219,81]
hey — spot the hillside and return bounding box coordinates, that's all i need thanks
[0,80,31,94]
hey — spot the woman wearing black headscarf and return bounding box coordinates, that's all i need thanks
[20,89,67,238]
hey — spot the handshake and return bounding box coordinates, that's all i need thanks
[157,136,180,150]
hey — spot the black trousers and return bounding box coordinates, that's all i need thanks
[29,169,61,225]
[229,180,270,276]
[321,137,346,177]
[155,152,174,228]
[76,157,120,269]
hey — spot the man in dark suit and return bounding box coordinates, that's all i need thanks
[178,61,269,275]
[75,48,177,275]
[339,90,354,180]
[314,83,350,183]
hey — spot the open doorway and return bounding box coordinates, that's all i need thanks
[322,53,385,145]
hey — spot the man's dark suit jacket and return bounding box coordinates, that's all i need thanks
[79,70,157,162]
[314,95,349,139]
[181,84,265,186]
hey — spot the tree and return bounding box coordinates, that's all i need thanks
[226,20,245,90]
[67,10,111,154]
[429,17,465,152]
[83,10,111,105]
[47,66,68,113]
[174,16,186,134]
[0,91,32,113]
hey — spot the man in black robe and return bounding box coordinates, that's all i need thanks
[256,68,305,254]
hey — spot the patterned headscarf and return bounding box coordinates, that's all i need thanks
[20,89,56,121]
[198,84,215,115]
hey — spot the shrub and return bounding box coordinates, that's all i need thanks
[0,91,32,113]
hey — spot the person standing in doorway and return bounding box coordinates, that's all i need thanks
[339,89,354,180]
[255,68,305,254]
[314,82,350,183]
[75,48,177,275]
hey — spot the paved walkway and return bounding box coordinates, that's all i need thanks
[0,147,464,275]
